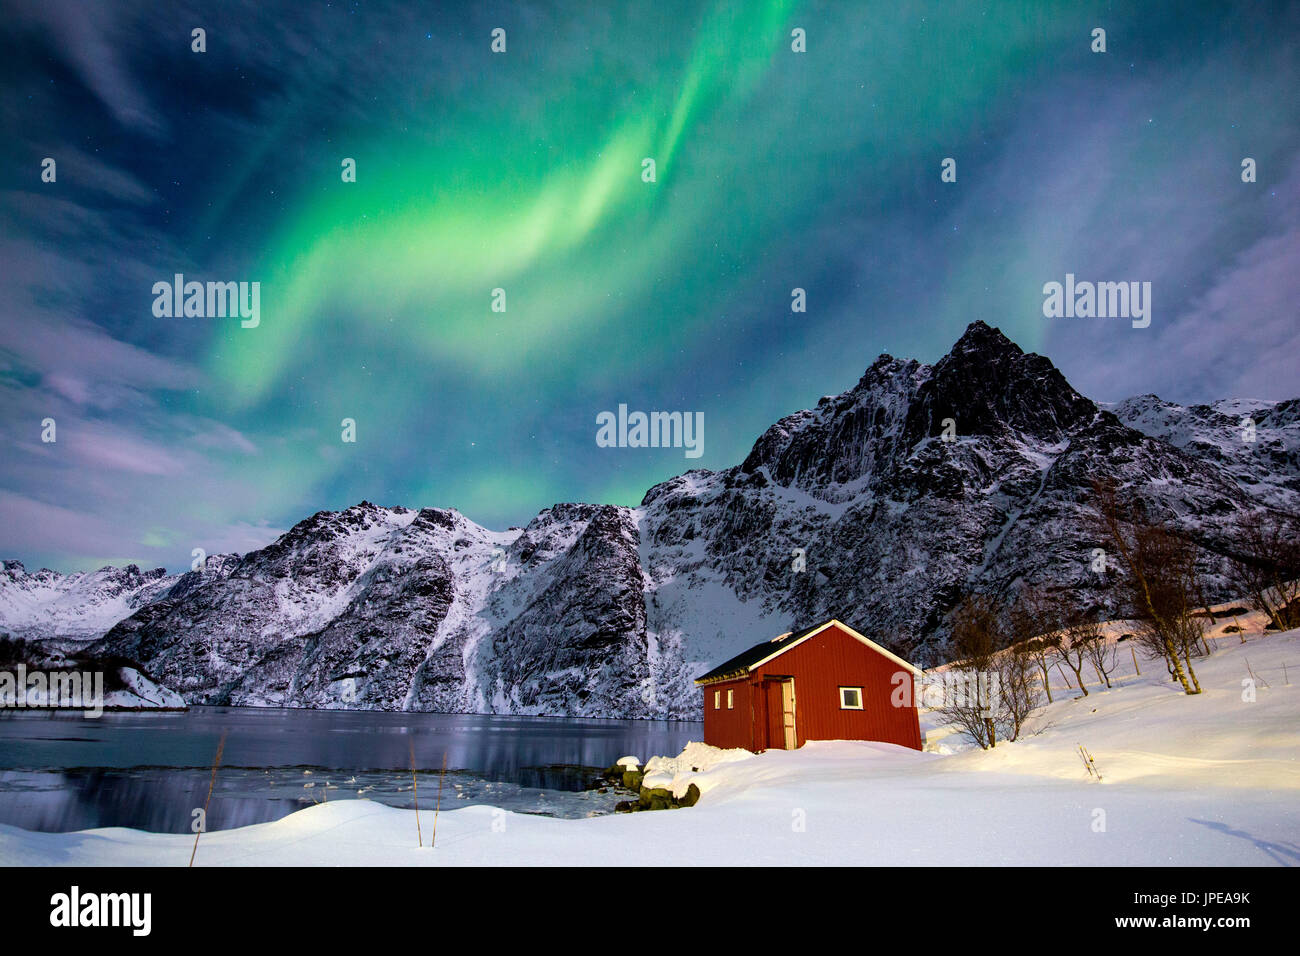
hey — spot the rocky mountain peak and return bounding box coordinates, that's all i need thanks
[739,322,1094,497]
[907,321,1095,444]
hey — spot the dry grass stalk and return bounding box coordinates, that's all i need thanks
[411,739,422,847]
[431,752,448,848]
[189,731,227,867]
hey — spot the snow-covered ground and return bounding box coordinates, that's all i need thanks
[2,619,1296,866]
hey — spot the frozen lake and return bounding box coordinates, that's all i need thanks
[0,706,700,833]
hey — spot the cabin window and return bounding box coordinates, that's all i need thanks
[840,686,863,710]
[726,689,734,709]
[713,690,720,709]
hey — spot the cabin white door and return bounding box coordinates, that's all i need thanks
[781,679,797,749]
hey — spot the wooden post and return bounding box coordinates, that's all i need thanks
[1077,744,1102,781]
[1130,646,1140,676]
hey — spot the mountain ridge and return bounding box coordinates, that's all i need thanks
[4,322,1297,718]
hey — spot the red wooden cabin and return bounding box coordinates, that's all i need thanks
[695,619,923,752]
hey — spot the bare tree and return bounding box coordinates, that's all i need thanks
[997,642,1043,742]
[1092,480,1203,695]
[938,594,1043,748]
[1082,631,1119,689]
[1009,586,1058,703]
[1226,509,1300,632]
[1024,637,1055,702]
[940,595,1003,748]
[1051,607,1097,698]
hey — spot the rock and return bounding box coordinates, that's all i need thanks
[630,784,698,812]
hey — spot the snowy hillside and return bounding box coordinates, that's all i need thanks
[0,561,174,642]
[0,556,240,644]
[1110,394,1300,511]
[4,620,1294,865]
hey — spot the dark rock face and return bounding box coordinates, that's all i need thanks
[474,506,650,717]
[90,505,469,709]
[636,322,1280,676]
[907,320,1096,444]
[7,322,1297,717]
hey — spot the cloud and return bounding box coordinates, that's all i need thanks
[1099,221,1300,403]
[13,0,166,136]
[0,217,204,411]
[57,149,157,205]
[0,489,132,568]
[64,429,188,477]
[0,488,283,573]
[0,309,202,407]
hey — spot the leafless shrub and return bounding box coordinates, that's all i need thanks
[997,642,1043,742]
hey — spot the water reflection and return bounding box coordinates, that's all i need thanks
[0,707,700,833]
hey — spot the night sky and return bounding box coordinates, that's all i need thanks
[2,0,1297,572]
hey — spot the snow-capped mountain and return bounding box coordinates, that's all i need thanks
[0,555,239,643]
[85,501,658,715]
[4,322,1295,718]
[0,561,173,642]
[1108,394,1300,511]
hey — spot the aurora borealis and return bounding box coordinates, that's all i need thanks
[2,0,1298,572]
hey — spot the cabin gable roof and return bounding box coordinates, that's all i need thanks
[693,619,922,685]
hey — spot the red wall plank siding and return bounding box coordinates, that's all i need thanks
[700,677,753,750]
[700,622,922,752]
[752,623,921,750]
